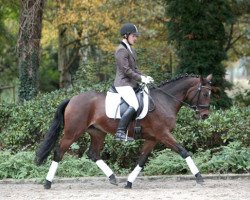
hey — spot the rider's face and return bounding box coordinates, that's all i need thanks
[127,34,138,45]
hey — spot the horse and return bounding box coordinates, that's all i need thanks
[35,74,212,189]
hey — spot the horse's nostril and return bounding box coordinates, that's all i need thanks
[202,114,208,119]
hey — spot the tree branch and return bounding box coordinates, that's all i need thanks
[224,23,245,52]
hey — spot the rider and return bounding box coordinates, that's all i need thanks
[114,23,154,141]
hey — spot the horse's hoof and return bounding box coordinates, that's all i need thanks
[44,180,52,189]
[109,174,118,186]
[124,181,132,189]
[195,173,204,185]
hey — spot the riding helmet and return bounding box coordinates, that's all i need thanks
[120,23,140,37]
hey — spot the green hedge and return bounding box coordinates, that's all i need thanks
[0,141,249,180]
[0,83,109,151]
[1,94,249,152]
[0,89,70,151]
[172,106,250,150]
[0,85,249,178]
[0,151,102,180]
[144,141,250,175]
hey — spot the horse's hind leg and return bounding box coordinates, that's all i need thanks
[44,130,83,189]
[86,128,117,186]
[125,139,157,189]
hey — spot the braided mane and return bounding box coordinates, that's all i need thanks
[149,74,200,89]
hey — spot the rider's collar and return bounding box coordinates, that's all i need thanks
[122,39,133,54]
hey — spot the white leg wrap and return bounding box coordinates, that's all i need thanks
[185,156,199,175]
[96,160,113,177]
[46,161,58,182]
[127,165,142,183]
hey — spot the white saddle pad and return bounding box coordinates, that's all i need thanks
[105,86,149,119]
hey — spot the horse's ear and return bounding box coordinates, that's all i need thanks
[200,74,212,85]
[206,74,212,82]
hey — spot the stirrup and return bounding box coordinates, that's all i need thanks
[115,131,134,142]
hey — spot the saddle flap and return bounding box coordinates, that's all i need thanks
[105,86,149,119]
[119,91,144,118]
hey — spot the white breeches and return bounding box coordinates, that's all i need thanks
[115,86,139,111]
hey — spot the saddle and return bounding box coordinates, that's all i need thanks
[105,85,150,120]
[108,85,144,119]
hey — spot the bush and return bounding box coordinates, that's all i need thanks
[1,98,249,153]
[0,104,12,132]
[0,81,249,176]
[0,82,109,151]
[0,151,48,179]
[56,155,103,177]
[143,149,187,175]
[0,151,103,180]
[144,142,250,175]
[233,89,250,107]
[0,141,248,180]
[173,106,250,151]
[198,142,250,174]
[0,89,70,151]
[102,135,143,175]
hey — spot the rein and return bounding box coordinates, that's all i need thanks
[150,83,211,112]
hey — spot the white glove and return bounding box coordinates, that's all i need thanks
[147,76,154,83]
[141,75,154,84]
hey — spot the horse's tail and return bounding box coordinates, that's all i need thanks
[35,99,70,165]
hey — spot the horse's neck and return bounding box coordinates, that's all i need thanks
[155,78,199,109]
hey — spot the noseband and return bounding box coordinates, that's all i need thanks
[188,84,211,112]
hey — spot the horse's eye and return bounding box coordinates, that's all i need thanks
[203,93,209,97]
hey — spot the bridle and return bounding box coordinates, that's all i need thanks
[187,84,211,112]
[150,82,211,113]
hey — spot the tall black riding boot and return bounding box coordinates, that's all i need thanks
[115,106,135,141]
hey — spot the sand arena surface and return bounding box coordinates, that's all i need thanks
[0,175,249,200]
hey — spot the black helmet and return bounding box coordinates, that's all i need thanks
[120,23,140,37]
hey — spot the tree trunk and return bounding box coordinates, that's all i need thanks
[17,0,45,102]
[58,25,82,88]
[58,25,72,88]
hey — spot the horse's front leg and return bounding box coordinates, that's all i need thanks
[125,139,157,189]
[157,132,204,184]
[176,143,204,183]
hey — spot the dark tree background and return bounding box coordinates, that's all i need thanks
[0,0,248,105]
[17,0,45,102]
[165,0,235,108]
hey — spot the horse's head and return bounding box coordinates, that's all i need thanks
[186,74,212,119]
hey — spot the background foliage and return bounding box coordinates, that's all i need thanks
[0,80,249,178]
[1,0,248,102]
[0,0,249,179]
[165,0,236,108]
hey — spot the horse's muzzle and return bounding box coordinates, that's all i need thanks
[196,110,209,120]
[200,113,209,119]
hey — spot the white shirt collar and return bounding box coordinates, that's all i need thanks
[122,39,133,53]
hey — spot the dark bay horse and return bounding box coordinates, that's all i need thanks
[36,74,212,189]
